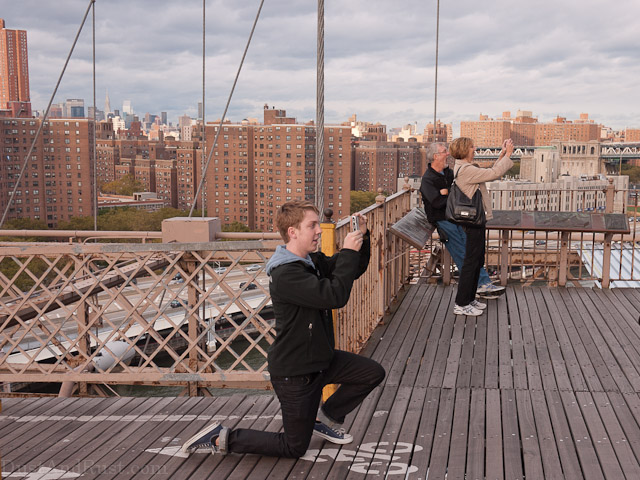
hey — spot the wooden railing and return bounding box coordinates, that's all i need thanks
[0,192,412,396]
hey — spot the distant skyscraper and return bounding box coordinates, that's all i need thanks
[122,100,132,115]
[104,89,112,115]
[161,111,167,125]
[65,98,85,118]
[0,18,31,116]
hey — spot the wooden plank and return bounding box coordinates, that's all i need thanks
[485,388,503,480]
[575,391,626,479]
[78,396,207,480]
[191,395,276,479]
[447,388,470,479]
[513,288,541,390]
[342,384,401,479]
[466,389,485,480]
[544,390,584,479]
[405,387,443,478]
[0,397,93,458]
[606,392,640,466]
[386,286,436,387]
[558,390,606,480]
[428,293,458,388]
[558,289,617,392]
[540,288,588,391]
[400,286,441,387]
[455,312,477,388]
[529,390,564,479]
[515,389,544,479]
[501,389,524,480]
[571,288,636,393]
[425,388,455,479]
[441,313,466,389]
[469,304,488,389]
[0,396,76,440]
[523,288,558,390]
[591,391,640,478]
[5,396,138,475]
[415,287,454,387]
[389,386,428,476]
[498,291,514,389]
[484,296,500,389]
[550,289,602,391]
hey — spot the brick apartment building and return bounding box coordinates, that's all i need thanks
[353,140,426,193]
[197,106,351,231]
[461,111,600,147]
[0,117,94,227]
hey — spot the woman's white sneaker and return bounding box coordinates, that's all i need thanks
[453,304,483,316]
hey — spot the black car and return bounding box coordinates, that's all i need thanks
[170,299,181,308]
[239,282,258,290]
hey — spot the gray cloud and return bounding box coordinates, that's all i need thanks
[4,0,640,132]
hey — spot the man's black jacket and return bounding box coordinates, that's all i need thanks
[267,233,370,377]
[420,163,454,224]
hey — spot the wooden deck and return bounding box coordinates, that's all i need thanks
[4,285,640,479]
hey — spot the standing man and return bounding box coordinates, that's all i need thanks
[181,200,385,458]
[420,142,505,299]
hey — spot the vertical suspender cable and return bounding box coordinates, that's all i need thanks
[188,0,264,218]
[0,0,95,228]
[92,0,98,230]
[201,0,206,217]
[315,0,325,219]
[433,0,440,141]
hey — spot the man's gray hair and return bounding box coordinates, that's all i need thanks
[426,142,446,163]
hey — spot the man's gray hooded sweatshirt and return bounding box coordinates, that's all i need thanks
[265,233,370,377]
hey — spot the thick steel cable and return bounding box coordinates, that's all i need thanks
[92,1,98,230]
[315,0,325,219]
[0,0,95,228]
[189,0,265,218]
[201,0,206,217]
[433,0,440,141]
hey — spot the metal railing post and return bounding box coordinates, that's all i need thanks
[558,232,570,287]
[602,233,613,288]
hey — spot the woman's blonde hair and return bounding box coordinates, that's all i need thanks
[449,137,474,160]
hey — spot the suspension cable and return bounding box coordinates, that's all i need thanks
[188,0,265,218]
[433,0,440,141]
[316,0,325,219]
[92,1,98,230]
[201,0,206,218]
[0,0,96,228]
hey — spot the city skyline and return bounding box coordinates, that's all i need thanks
[3,0,640,132]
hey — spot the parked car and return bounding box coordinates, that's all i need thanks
[239,282,258,290]
[170,299,181,308]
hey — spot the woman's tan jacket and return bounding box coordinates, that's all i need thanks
[453,155,514,221]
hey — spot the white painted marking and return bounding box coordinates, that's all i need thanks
[6,466,81,478]
[372,410,388,417]
[145,446,190,458]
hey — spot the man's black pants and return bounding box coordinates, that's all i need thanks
[226,350,385,458]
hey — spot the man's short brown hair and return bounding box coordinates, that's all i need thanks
[276,200,319,242]
[449,137,474,160]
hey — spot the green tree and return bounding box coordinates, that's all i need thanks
[222,221,251,232]
[621,164,640,184]
[350,191,379,214]
[101,174,145,196]
[506,161,520,178]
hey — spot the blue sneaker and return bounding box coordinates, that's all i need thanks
[313,421,353,444]
[181,422,229,454]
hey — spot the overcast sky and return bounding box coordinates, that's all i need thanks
[4,0,640,134]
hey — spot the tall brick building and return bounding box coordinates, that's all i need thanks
[0,117,94,227]
[0,19,31,117]
[198,106,351,231]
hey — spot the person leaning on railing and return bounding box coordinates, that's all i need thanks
[180,200,385,458]
[420,142,506,300]
[449,137,514,317]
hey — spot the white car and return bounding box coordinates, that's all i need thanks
[213,267,227,274]
[246,264,261,272]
